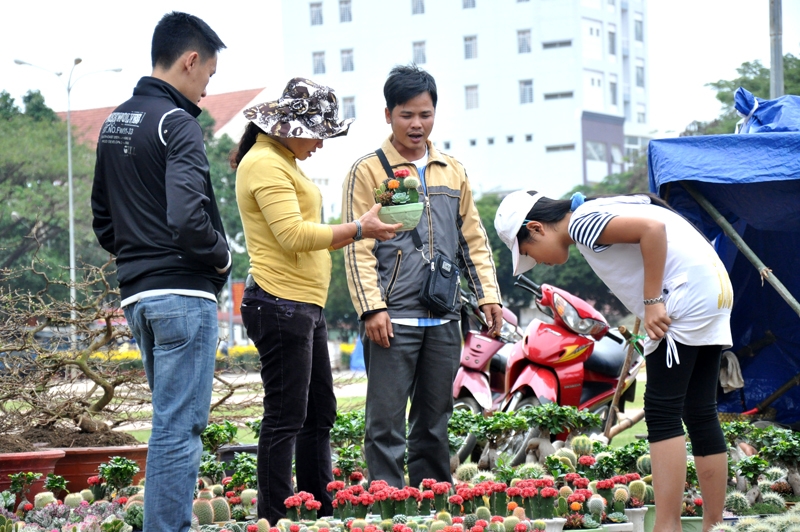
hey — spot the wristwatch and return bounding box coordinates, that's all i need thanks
[353,220,363,241]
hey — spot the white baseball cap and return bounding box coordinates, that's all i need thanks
[494,190,544,276]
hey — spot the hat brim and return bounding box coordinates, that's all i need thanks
[511,237,537,276]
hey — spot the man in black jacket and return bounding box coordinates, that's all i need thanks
[91,12,229,532]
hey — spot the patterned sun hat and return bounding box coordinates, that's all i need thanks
[243,77,354,140]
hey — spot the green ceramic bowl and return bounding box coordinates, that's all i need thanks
[377,202,425,232]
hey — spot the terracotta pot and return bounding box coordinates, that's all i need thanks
[53,444,148,492]
[0,449,66,504]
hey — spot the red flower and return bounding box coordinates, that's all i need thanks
[475,520,488,528]
[520,488,536,499]
[595,479,615,490]
[452,517,463,524]
[222,476,233,486]
[393,525,406,532]
[350,471,364,482]
[539,487,559,499]
[332,468,343,477]
[514,524,527,532]
[394,169,411,178]
[365,527,377,532]
[490,516,504,523]
[290,526,301,532]
[493,482,507,493]
[422,490,434,500]
[506,487,522,497]
[23,503,33,511]
[391,488,410,501]
[352,528,363,532]
[448,494,463,505]
[351,485,365,496]
[533,478,554,488]
[565,473,580,483]
[578,456,596,466]
[116,497,128,504]
[432,482,452,495]
[87,476,102,486]
[247,526,259,532]
[369,480,389,493]
[421,478,437,489]
[229,496,242,505]
[298,491,315,501]
[328,480,346,492]
[284,495,303,508]
[573,478,590,489]
[226,491,236,498]
[568,493,586,504]
[625,473,641,482]
[358,493,375,506]
[694,498,703,507]
[575,489,594,500]
[471,527,484,532]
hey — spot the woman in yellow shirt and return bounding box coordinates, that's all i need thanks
[233,78,400,523]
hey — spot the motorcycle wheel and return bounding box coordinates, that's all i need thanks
[453,396,482,464]
[500,396,542,467]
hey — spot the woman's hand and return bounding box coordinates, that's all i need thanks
[644,302,671,340]
[360,204,402,241]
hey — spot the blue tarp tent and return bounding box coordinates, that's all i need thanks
[648,91,800,426]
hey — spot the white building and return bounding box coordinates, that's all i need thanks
[280,0,651,213]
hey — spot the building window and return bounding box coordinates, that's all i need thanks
[341,49,354,72]
[546,144,576,152]
[608,30,616,55]
[634,17,644,41]
[487,137,495,145]
[312,52,326,74]
[636,103,646,123]
[519,79,533,104]
[542,40,572,49]
[412,0,424,15]
[525,134,533,142]
[469,139,477,146]
[465,85,479,109]
[518,30,532,53]
[463,0,476,7]
[543,91,574,100]
[609,81,618,105]
[585,141,607,161]
[443,141,451,150]
[507,136,514,143]
[636,64,645,87]
[310,2,323,25]
[340,0,352,22]
[464,36,478,59]
[413,41,426,64]
[342,97,356,119]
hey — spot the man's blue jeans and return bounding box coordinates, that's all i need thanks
[124,295,217,532]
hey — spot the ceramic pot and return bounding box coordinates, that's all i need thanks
[377,202,424,232]
[53,444,148,492]
[542,517,566,532]
[217,443,258,476]
[602,523,633,532]
[642,504,656,532]
[624,507,647,532]
[0,449,66,505]
[680,516,703,532]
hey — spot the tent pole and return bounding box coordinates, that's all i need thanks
[682,182,800,318]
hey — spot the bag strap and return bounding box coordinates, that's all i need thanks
[375,149,428,259]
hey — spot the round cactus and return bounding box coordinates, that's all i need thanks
[762,492,786,509]
[455,463,480,482]
[555,448,577,467]
[614,487,629,503]
[587,496,605,517]
[570,434,593,456]
[512,506,526,520]
[64,492,84,508]
[559,485,574,498]
[530,521,546,531]
[379,519,394,532]
[210,496,231,522]
[211,484,224,497]
[502,516,520,532]
[488,522,505,532]
[557,456,576,472]
[724,491,750,514]
[644,485,655,505]
[435,512,452,525]
[472,471,496,483]
[475,506,492,522]
[393,515,408,524]
[636,454,652,476]
[764,466,789,482]
[241,488,258,508]
[80,489,94,502]
[516,463,546,479]
[628,480,646,502]
[193,499,215,525]
[198,488,214,500]
[351,519,368,530]
[429,521,447,532]
[34,491,56,508]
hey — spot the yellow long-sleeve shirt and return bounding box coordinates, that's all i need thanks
[236,134,334,307]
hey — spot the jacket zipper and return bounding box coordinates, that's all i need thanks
[386,250,403,303]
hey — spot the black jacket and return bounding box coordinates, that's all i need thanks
[91,77,230,300]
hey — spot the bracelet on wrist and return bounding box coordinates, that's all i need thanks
[353,219,363,241]
[643,296,665,306]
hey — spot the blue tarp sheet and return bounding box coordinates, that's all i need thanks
[648,104,800,425]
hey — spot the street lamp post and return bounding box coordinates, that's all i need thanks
[14,58,121,347]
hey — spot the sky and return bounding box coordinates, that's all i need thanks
[0,0,798,137]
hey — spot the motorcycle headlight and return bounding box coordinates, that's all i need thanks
[500,321,523,343]
[553,292,607,336]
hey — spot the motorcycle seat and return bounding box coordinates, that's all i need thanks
[584,334,628,377]
[490,353,508,374]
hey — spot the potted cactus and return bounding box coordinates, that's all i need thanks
[374,169,424,232]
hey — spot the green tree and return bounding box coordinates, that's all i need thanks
[682,53,800,136]
[0,90,99,294]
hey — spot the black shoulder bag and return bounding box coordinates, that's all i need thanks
[375,149,460,316]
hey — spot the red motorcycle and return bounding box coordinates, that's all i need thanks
[453,276,643,465]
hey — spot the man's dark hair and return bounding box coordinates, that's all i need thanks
[151,11,226,69]
[384,64,438,112]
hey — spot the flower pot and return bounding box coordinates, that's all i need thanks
[602,523,633,532]
[0,449,65,505]
[217,443,258,476]
[53,444,148,492]
[624,507,647,532]
[542,517,566,532]
[377,203,424,232]
[679,516,703,532]
[642,504,656,532]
